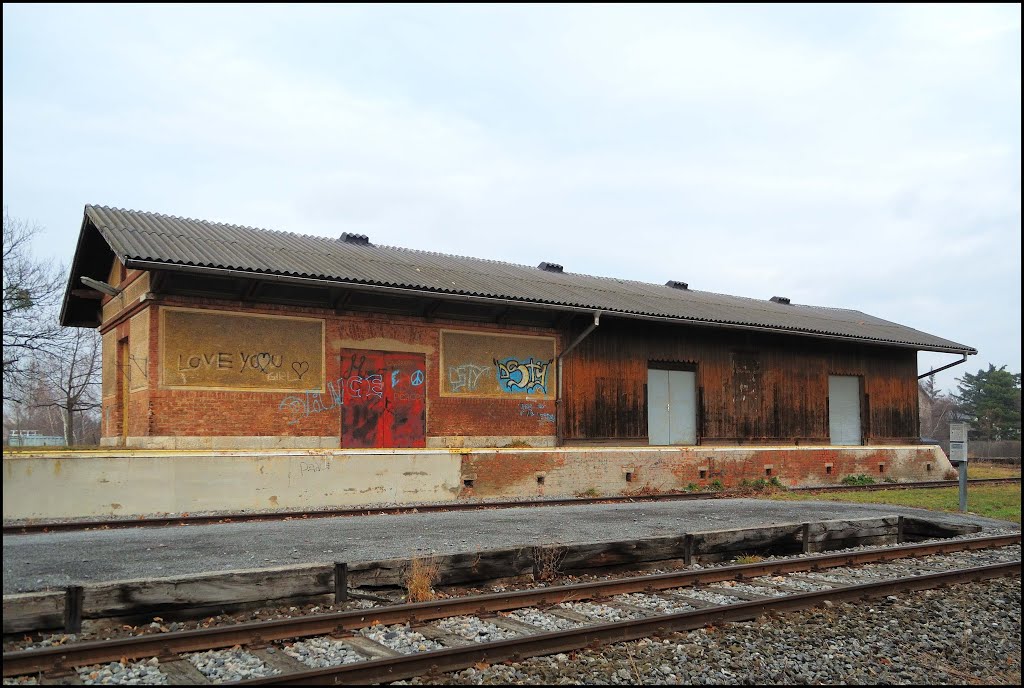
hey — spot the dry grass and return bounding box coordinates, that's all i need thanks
[732,477,786,496]
[734,554,765,565]
[621,484,664,497]
[533,545,566,582]
[404,556,441,603]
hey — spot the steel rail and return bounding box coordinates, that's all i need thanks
[238,560,1022,686]
[5,478,1019,535]
[3,533,1019,677]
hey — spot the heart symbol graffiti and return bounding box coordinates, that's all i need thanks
[292,360,310,379]
[256,352,273,373]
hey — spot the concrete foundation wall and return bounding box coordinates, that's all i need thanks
[101,434,557,450]
[2,446,952,520]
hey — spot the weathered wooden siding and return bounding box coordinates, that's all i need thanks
[561,320,919,443]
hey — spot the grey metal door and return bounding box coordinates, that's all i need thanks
[828,375,862,445]
[648,368,697,445]
[647,369,670,445]
[669,370,697,444]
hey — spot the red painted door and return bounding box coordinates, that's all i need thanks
[340,349,426,448]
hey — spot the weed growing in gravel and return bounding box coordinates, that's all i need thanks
[734,554,764,564]
[621,484,664,497]
[575,487,600,498]
[533,545,566,582]
[737,477,785,494]
[404,557,440,603]
[708,479,725,492]
[840,474,876,486]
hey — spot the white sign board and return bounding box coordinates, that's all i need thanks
[950,423,968,443]
[949,441,968,463]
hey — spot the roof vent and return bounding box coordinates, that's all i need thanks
[665,280,689,290]
[340,233,370,245]
[770,296,791,304]
[538,262,563,273]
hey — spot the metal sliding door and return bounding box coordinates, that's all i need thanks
[647,367,697,446]
[828,375,862,445]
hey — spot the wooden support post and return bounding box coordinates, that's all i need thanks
[334,562,348,604]
[63,586,83,635]
[896,516,904,544]
[801,523,811,554]
[683,534,693,567]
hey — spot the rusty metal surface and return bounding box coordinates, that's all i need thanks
[238,561,1020,685]
[4,479,1018,536]
[62,206,974,354]
[338,350,426,449]
[4,534,1019,677]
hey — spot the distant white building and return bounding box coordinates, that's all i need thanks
[7,430,67,447]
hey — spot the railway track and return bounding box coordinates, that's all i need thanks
[4,477,1019,535]
[4,533,1019,685]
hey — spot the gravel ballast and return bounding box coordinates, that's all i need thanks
[186,649,278,682]
[284,636,364,668]
[395,576,1021,685]
[2,543,1019,685]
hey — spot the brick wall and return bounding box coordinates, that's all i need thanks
[101,291,561,447]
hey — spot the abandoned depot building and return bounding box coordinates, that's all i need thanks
[23,204,976,516]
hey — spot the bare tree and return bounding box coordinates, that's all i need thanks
[919,375,956,440]
[2,209,66,400]
[31,328,102,445]
[2,381,62,442]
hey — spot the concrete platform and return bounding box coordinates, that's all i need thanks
[2,497,1013,595]
[2,444,952,519]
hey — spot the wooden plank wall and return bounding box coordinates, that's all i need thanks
[561,319,919,443]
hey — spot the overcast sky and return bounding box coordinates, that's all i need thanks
[3,4,1020,393]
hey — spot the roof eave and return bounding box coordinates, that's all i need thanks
[123,258,977,355]
[58,214,96,327]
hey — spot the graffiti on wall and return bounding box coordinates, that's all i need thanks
[518,401,556,424]
[440,330,556,399]
[495,357,552,395]
[449,364,490,392]
[278,368,424,426]
[160,307,324,391]
[280,349,426,449]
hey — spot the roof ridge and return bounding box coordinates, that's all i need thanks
[88,206,839,309]
[74,205,975,353]
[87,204,332,243]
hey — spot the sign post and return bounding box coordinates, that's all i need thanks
[949,422,969,512]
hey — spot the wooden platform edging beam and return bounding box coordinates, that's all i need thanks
[0,515,983,634]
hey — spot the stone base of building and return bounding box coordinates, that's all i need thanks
[2,445,953,520]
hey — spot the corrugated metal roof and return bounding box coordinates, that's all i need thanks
[81,205,975,353]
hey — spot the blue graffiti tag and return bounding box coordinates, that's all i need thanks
[494,357,552,394]
[518,402,555,424]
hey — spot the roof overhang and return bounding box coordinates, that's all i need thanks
[121,258,978,356]
[59,215,118,327]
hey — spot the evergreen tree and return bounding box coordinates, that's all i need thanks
[954,364,1022,441]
